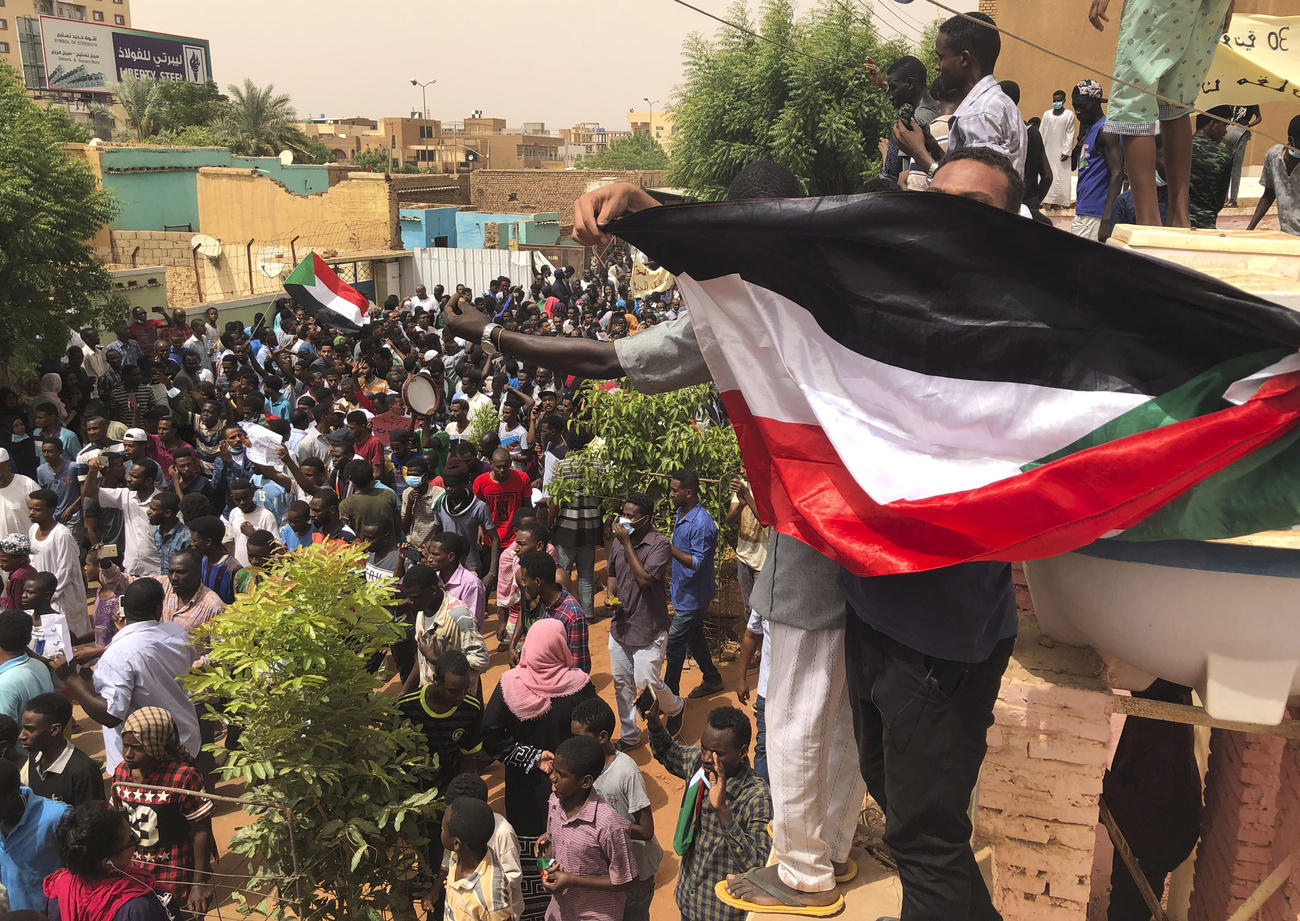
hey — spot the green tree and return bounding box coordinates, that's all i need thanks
[353,148,391,172]
[579,133,671,170]
[547,382,742,542]
[111,72,159,140]
[916,17,943,86]
[186,543,439,921]
[221,78,304,157]
[150,79,228,133]
[155,123,226,148]
[667,0,911,198]
[0,62,121,377]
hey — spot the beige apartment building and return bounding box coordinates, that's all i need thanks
[307,114,562,172]
[1,0,132,80]
[627,108,677,151]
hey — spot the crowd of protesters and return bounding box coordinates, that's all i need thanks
[0,7,1297,921]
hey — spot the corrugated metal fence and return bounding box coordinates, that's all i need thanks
[411,247,534,295]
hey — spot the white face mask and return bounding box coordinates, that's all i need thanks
[617,515,645,531]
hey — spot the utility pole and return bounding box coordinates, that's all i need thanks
[410,78,436,170]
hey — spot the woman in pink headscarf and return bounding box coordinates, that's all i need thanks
[482,618,596,877]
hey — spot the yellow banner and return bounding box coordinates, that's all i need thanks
[1198,15,1300,107]
[630,260,674,297]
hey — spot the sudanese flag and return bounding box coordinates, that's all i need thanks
[284,252,371,334]
[610,193,1300,577]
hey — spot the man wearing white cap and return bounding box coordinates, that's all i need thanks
[0,450,37,544]
[121,428,165,488]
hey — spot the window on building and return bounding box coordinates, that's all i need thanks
[114,14,123,23]
[418,124,434,139]
[0,18,7,27]
[92,10,102,20]
[0,41,8,53]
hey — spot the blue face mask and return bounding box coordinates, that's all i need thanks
[405,475,424,488]
[1052,101,1064,111]
[1288,147,1300,161]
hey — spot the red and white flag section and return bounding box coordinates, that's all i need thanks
[284,252,371,334]
[610,193,1300,576]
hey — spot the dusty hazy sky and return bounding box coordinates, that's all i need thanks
[132,0,946,130]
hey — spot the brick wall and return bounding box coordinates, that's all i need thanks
[1188,726,1294,921]
[109,231,201,307]
[468,169,668,227]
[1265,725,1300,921]
[977,566,1112,921]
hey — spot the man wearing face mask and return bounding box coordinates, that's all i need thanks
[1248,114,1300,237]
[606,493,684,751]
[1040,89,1077,209]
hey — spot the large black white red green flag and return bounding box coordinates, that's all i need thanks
[610,193,1300,576]
[284,252,371,334]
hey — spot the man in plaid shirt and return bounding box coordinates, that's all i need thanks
[516,550,590,672]
[647,703,771,921]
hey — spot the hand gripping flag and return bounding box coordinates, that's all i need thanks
[609,193,1300,577]
[283,252,371,335]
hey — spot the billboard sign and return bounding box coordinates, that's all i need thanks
[37,16,212,93]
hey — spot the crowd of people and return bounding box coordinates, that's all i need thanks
[0,7,1294,921]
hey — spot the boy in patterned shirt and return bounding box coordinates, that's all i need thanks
[538,736,636,921]
[442,796,516,921]
[111,706,214,916]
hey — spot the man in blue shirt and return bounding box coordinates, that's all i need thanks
[663,469,723,699]
[0,758,68,910]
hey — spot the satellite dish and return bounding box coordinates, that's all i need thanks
[190,234,222,258]
[257,246,287,278]
[279,150,294,166]
[88,137,103,147]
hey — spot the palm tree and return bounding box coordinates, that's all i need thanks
[111,73,158,140]
[222,79,302,157]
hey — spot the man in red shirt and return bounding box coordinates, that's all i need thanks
[368,391,410,447]
[473,448,531,546]
[344,409,385,480]
[126,306,168,341]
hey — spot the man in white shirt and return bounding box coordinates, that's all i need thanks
[404,285,438,318]
[52,578,201,773]
[892,11,1027,179]
[0,451,37,542]
[81,454,162,577]
[226,479,278,566]
[26,490,89,637]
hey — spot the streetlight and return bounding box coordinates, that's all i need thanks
[643,96,659,138]
[410,78,436,170]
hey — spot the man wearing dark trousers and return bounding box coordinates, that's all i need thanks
[844,562,1015,921]
[663,469,723,700]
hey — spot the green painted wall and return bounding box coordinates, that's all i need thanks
[99,147,229,232]
[517,213,562,246]
[98,147,332,233]
[231,157,331,195]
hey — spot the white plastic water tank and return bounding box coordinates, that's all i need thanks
[1024,533,1300,724]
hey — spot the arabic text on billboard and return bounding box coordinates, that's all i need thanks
[39,16,211,93]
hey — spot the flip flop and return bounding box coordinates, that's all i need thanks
[714,869,846,917]
[834,857,858,884]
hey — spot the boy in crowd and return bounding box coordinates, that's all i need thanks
[570,698,660,921]
[538,735,636,921]
[279,499,316,551]
[442,795,516,921]
[442,773,524,920]
[18,693,105,806]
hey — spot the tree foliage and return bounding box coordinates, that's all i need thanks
[578,133,671,171]
[0,62,121,377]
[186,543,439,921]
[353,148,391,172]
[221,79,304,157]
[667,0,914,198]
[150,79,228,134]
[548,382,742,542]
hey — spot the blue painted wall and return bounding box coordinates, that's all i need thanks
[454,212,529,250]
[399,207,460,250]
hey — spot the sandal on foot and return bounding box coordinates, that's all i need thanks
[714,869,845,917]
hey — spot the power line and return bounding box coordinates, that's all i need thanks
[667,0,839,67]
